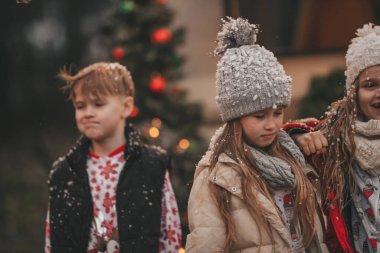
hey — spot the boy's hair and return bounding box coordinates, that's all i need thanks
[59,62,135,100]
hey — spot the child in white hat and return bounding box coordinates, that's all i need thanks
[288,23,380,253]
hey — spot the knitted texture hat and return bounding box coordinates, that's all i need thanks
[215,17,292,122]
[345,23,380,91]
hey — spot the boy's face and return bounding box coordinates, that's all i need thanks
[239,107,284,148]
[73,86,134,143]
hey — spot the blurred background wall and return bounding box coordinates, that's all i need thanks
[171,0,378,134]
[0,0,379,251]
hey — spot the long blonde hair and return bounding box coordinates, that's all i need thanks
[208,120,317,250]
[318,83,359,209]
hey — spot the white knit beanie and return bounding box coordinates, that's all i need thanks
[215,17,292,122]
[345,23,380,91]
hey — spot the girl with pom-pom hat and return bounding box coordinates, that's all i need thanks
[284,23,380,253]
[185,17,328,253]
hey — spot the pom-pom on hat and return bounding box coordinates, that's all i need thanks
[345,23,380,91]
[215,17,292,122]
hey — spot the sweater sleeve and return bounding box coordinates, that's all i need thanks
[282,117,322,136]
[158,170,182,252]
[185,169,226,253]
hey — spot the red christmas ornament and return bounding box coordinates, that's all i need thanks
[155,0,167,4]
[129,106,139,118]
[151,28,172,44]
[112,47,125,61]
[149,75,166,93]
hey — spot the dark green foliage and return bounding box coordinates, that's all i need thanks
[298,69,345,119]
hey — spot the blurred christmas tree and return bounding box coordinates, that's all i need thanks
[298,69,345,119]
[101,0,206,243]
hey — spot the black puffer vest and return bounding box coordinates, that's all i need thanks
[48,125,167,253]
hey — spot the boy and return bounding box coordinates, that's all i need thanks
[45,62,181,253]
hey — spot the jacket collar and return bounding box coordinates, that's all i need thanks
[208,152,244,199]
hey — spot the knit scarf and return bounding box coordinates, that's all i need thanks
[348,120,380,252]
[247,130,305,190]
[351,119,380,176]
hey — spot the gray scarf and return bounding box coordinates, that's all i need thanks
[247,130,305,190]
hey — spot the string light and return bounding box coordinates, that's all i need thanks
[178,138,190,151]
[149,127,160,138]
[151,117,162,128]
[178,248,186,253]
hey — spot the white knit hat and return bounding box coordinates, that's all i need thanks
[215,17,292,122]
[345,23,380,91]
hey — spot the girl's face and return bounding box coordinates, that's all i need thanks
[239,107,284,148]
[357,65,380,121]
